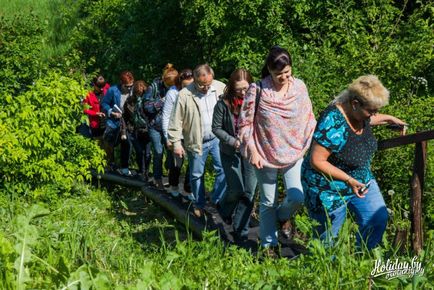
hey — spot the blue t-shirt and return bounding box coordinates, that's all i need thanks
[302,105,377,212]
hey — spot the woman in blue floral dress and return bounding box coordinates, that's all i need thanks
[302,75,407,249]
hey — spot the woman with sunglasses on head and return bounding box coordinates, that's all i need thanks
[302,75,406,250]
[238,46,316,255]
[161,68,194,200]
[212,68,258,242]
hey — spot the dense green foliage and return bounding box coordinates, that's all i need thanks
[0,0,433,288]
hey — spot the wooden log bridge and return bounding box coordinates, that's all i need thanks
[91,170,305,258]
[377,129,434,254]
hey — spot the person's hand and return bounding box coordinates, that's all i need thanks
[387,116,408,135]
[111,112,122,119]
[249,151,263,169]
[97,112,105,118]
[174,146,185,158]
[347,177,367,198]
[166,140,172,149]
[234,139,241,150]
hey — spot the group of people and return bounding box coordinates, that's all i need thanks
[83,46,407,255]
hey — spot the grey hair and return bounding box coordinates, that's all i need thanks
[193,64,214,79]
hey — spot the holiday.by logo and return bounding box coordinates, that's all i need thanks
[371,256,424,280]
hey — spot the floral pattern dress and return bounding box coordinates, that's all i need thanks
[301,105,377,212]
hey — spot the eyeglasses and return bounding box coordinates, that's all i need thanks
[195,82,211,91]
[234,87,249,93]
[354,96,379,115]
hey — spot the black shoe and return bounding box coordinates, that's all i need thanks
[216,203,232,224]
[232,232,248,243]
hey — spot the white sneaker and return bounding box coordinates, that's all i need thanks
[118,168,133,177]
[169,186,180,197]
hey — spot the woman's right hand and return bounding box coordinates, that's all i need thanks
[347,177,367,198]
[249,151,263,169]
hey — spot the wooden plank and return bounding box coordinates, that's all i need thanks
[92,171,206,238]
[410,141,427,254]
[378,130,434,150]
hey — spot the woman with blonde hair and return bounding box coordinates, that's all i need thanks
[302,75,407,249]
[143,63,178,189]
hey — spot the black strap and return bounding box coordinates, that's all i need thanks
[253,81,262,121]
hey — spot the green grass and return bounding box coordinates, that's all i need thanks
[0,183,433,289]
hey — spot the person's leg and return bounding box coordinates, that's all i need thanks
[148,128,164,188]
[255,166,279,247]
[144,139,152,176]
[120,135,131,171]
[277,158,304,221]
[208,138,227,205]
[232,156,257,238]
[309,205,348,247]
[348,179,388,249]
[218,152,243,222]
[166,149,176,185]
[130,133,145,174]
[183,162,192,193]
[187,149,208,209]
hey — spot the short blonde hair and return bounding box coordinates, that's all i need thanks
[334,75,389,109]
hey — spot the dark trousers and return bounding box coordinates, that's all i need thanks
[120,132,150,173]
[219,152,257,237]
[166,146,191,192]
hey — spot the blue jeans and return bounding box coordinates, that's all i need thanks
[219,152,257,237]
[187,138,226,209]
[255,158,304,247]
[309,179,388,250]
[148,127,164,180]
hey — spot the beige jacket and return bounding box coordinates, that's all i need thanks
[168,79,226,155]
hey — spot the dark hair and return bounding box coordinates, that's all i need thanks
[261,46,292,79]
[119,70,134,84]
[177,68,193,89]
[223,68,253,113]
[179,68,193,81]
[92,75,105,88]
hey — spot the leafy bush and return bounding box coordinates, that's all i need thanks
[0,14,47,95]
[0,72,105,199]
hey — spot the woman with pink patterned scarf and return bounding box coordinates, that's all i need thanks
[238,46,316,254]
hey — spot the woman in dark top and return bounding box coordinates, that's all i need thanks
[121,80,150,180]
[212,68,257,242]
[302,75,407,249]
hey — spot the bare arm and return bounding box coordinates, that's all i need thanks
[310,141,367,198]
